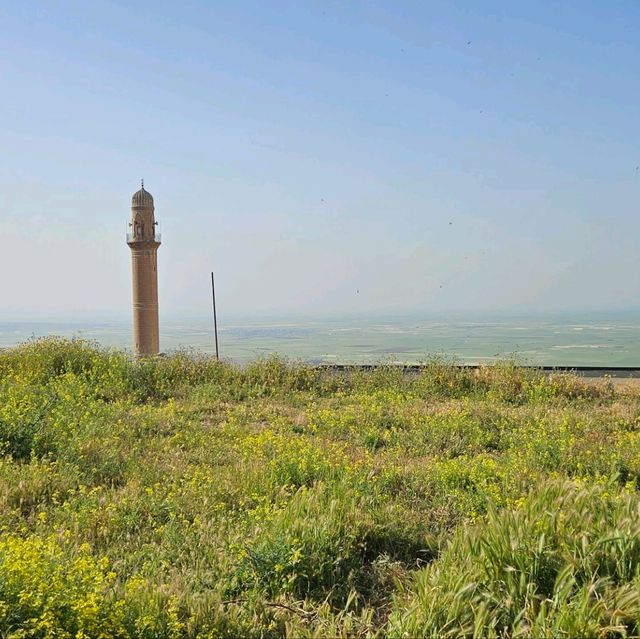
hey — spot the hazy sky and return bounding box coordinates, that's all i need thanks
[1,0,639,321]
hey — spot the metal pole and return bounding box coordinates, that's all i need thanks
[211,272,219,361]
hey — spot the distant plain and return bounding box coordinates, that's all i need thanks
[1,313,639,366]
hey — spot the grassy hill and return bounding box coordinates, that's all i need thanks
[0,338,639,637]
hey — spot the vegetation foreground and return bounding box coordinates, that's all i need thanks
[1,339,640,637]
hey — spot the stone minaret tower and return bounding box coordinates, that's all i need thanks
[127,182,161,356]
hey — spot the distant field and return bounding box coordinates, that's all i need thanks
[2,314,640,366]
[1,339,640,637]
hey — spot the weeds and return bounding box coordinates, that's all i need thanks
[0,337,637,637]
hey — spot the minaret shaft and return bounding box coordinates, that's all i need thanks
[130,245,160,356]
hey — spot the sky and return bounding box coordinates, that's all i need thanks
[1,0,639,322]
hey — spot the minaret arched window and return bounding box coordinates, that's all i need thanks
[133,218,144,239]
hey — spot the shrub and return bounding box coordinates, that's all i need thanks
[0,535,124,638]
[389,480,640,638]
[239,483,431,606]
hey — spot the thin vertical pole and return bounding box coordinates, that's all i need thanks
[211,272,219,361]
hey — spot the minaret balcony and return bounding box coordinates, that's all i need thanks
[126,221,161,244]
[127,232,162,244]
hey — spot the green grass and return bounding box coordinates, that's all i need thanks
[0,337,639,637]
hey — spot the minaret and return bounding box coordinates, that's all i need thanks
[127,182,161,356]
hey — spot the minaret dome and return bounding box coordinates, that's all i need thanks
[131,186,154,209]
